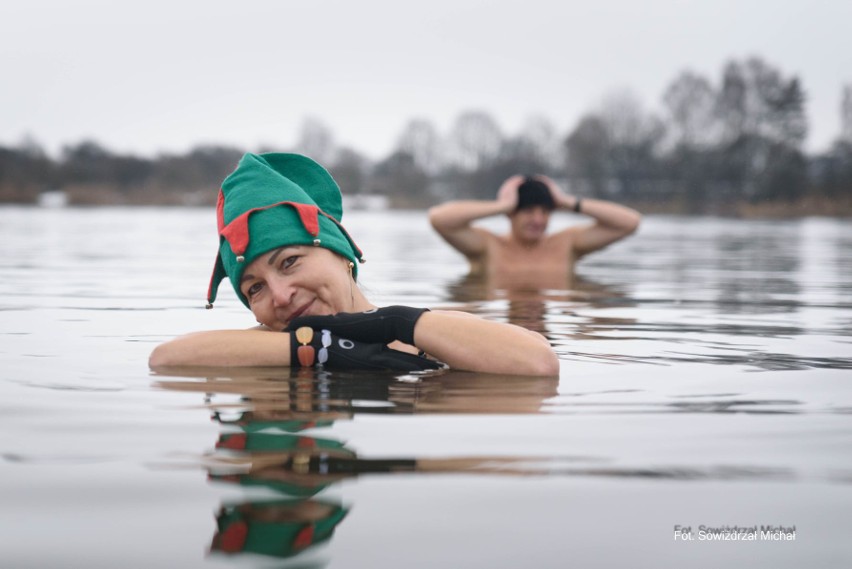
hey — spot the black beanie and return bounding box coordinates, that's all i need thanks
[515,178,555,212]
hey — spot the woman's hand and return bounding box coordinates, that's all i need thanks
[288,307,442,371]
[288,306,429,345]
[288,325,443,371]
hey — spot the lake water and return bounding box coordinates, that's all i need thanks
[1,206,851,568]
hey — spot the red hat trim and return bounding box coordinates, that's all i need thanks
[293,524,315,550]
[220,201,320,257]
[217,519,248,553]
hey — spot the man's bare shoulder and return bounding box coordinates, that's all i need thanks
[546,225,588,249]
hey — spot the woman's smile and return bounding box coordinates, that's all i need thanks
[240,245,368,330]
[281,298,316,326]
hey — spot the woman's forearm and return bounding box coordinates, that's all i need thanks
[149,329,291,368]
[413,310,559,376]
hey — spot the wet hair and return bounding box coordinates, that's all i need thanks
[515,177,555,212]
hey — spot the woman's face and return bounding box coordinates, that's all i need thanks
[239,245,354,330]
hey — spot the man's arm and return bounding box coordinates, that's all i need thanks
[427,200,504,258]
[537,176,641,258]
[427,175,522,258]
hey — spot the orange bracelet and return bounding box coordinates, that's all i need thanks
[294,326,316,367]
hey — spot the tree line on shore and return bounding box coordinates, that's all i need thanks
[2,56,851,215]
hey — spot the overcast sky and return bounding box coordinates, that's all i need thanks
[2,0,850,160]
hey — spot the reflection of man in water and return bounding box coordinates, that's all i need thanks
[429,175,641,289]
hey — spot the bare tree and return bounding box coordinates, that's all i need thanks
[596,90,665,198]
[371,151,431,207]
[717,57,807,148]
[841,84,852,143]
[328,147,370,195]
[662,71,719,149]
[515,114,562,170]
[716,57,808,200]
[447,110,503,171]
[395,118,443,174]
[0,138,54,203]
[564,114,609,197]
[293,116,336,164]
[598,90,663,147]
[660,71,722,209]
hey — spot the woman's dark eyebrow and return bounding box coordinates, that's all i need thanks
[267,247,286,266]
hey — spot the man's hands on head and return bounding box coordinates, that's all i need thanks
[496,175,524,211]
[533,175,576,210]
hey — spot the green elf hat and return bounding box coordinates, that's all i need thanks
[206,152,365,309]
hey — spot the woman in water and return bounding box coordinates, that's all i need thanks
[149,153,558,376]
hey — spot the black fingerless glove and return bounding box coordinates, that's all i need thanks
[288,325,443,372]
[289,306,429,346]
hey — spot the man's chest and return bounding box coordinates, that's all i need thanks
[487,236,574,273]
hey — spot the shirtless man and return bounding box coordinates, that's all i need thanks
[428,175,641,289]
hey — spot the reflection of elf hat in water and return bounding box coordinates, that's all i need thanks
[211,499,348,559]
[206,153,365,309]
